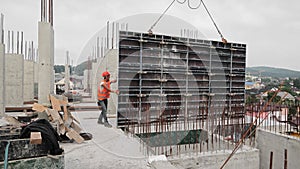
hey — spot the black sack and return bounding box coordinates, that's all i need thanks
[20,119,64,155]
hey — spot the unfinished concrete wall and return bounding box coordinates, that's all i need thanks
[38,22,54,104]
[0,44,5,115]
[34,62,39,97]
[5,54,24,106]
[256,129,300,169]
[167,149,259,169]
[91,61,98,101]
[94,49,118,115]
[83,69,92,92]
[23,60,34,102]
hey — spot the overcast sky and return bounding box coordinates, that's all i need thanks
[0,0,299,71]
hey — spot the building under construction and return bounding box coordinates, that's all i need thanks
[117,30,246,155]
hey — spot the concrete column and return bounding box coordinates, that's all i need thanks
[23,60,35,102]
[5,54,24,106]
[91,61,98,101]
[0,14,5,115]
[0,44,5,115]
[65,64,70,93]
[38,22,54,104]
[34,62,39,97]
[83,69,92,94]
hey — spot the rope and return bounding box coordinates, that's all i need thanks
[148,0,176,34]
[4,141,10,169]
[148,0,202,34]
[200,0,227,43]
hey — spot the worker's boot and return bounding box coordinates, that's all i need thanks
[97,114,104,124]
[104,121,112,128]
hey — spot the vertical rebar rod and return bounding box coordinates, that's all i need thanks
[50,0,53,26]
[0,14,3,44]
[269,151,273,169]
[97,37,99,58]
[31,41,34,60]
[25,41,27,59]
[106,21,109,49]
[44,0,47,22]
[41,0,44,21]
[11,31,14,54]
[284,149,287,169]
[21,32,23,55]
[112,22,114,49]
[7,31,10,53]
[16,31,19,54]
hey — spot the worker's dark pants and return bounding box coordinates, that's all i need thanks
[97,99,108,123]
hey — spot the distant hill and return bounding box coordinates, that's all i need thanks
[246,66,300,78]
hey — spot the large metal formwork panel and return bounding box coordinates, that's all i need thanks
[117,31,246,154]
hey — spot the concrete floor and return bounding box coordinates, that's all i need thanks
[62,108,151,169]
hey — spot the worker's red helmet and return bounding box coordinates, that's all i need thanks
[102,71,110,77]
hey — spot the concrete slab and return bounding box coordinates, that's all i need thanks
[62,108,150,169]
[169,149,259,169]
[5,54,24,106]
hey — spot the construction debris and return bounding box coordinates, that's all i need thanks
[31,94,86,143]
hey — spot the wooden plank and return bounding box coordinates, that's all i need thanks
[59,124,66,135]
[4,116,21,127]
[71,114,80,124]
[50,95,61,111]
[32,103,47,112]
[70,122,82,133]
[30,132,42,144]
[63,105,69,121]
[66,128,84,144]
[48,109,63,124]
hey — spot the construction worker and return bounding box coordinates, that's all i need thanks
[97,71,119,127]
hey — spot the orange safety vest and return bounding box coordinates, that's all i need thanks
[98,80,111,101]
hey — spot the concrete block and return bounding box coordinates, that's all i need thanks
[23,60,34,102]
[256,129,300,169]
[38,22,54,104]
[0,154,64,169]
[169,149,259,169]
[5,54,24,106]
[0,44,5,115]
